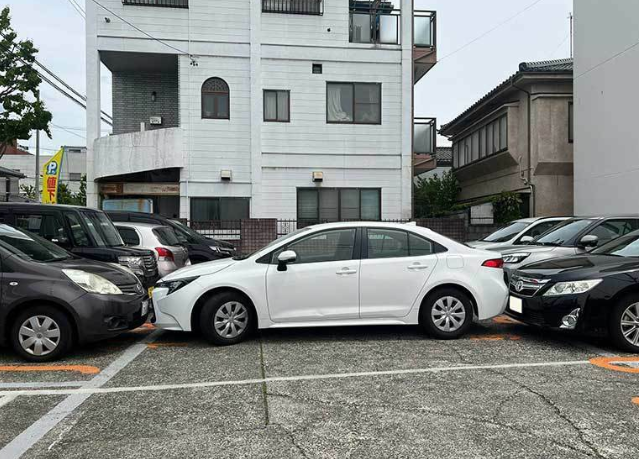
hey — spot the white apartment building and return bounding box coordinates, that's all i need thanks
[86,0,437,221]
[574,0,639,215]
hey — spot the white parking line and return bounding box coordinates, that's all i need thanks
[0,359,591,398]
[0,395,17,409]
[0,330,162,459]
[0,382,86,390]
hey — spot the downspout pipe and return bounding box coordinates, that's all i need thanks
[512,81,535,217]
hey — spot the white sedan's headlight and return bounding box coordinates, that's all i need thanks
[544,279,602,296]
[503,253,531,264]
[63,269,123,295]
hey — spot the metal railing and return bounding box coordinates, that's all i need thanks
[414,118,436,155]
[262,0,324,15]
[123,0,189,7]
[350,3,401,45]
[414,10,436,48]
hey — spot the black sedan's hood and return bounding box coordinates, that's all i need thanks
[51,257,140,286]
[516,255,639,281]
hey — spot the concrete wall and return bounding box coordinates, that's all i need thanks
[112,70,179,135]
[574,0,639,215]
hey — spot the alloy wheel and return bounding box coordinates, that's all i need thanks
[18,315,61,356]
[621,302,639,347]
[214,301,248,339]
[431,296,466,333]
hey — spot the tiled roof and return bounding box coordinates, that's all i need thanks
[435,146,452,163]
[1,143,31,155]
[0,166,25,178]
[441,59,573,135]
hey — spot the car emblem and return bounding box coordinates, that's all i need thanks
[516,281,524,292]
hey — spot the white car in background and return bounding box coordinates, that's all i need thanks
[151,222,508,345]
[467,217,568,251]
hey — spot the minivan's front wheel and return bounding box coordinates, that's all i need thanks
[200,292,255,345]
[10,306,73,362]
[421,288,473,339]
[609,295,639,352]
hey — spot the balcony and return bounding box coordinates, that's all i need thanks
[413,10,437,82]
[262,0,323,15]
[413,118,437,176]
[123,0,188,7]
[350,1,400,45]
[93,128,184,181]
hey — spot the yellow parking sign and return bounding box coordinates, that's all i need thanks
[42,149,64,204]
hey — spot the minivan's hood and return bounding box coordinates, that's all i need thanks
[50,257,140,286]
[160,257,236,281]
[517,255,639,281]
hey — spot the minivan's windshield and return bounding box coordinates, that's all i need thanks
[81,212,124,247]
[0,225,71,262]
[534,219,592,247]
[593,233,639,257]
[482,221,529,242]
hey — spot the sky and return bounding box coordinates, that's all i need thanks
[2,0,572,155]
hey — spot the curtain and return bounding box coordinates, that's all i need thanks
[327,84,352,122]
[265,91,277,120]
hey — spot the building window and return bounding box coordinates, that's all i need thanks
[327,83,381,124]
[262,0,323,15]
[568,102,574,143]
[202,78,230,120]
[123,0,189,8]
[264,90,290,122]
[69,173,82,181]
[312,63,323,74]
[297,188,381,222]
[190,198,250,221]
[452,114,508,169]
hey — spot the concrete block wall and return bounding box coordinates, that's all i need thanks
[112,71,179,135]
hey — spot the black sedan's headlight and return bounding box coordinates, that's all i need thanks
[156,277,199,295]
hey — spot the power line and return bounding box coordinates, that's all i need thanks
[549,33,570,58]
[575,38,639,80]
[438,0,546,62]
[66,0,86,19]
[52,124,86,140]
[87,0,190,55]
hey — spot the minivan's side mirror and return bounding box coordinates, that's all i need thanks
[519,235,534,244]
[51,236,71,248]
[277,250,297,271]
[578,235,599,249]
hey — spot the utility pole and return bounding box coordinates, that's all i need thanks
[569,12,573,58]
[35,93,40,202]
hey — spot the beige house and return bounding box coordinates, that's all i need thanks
[440,59,574,217]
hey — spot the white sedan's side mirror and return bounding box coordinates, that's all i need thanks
[277,250,297,271]
[520,235,534,244]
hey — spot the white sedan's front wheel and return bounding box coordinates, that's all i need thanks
[421,288,473,339]
[200,292,255,345]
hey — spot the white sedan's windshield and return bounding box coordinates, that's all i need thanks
[482,222,529,242]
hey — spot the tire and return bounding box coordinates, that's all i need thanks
[609,294,639,352]
[199,292,255,345]
[10,306,73,362]
[421,288,473,340]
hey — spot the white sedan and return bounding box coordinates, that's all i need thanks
[150,222,508,344]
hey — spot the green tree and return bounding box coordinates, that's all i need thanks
[492,191,523,224]
[19,183,36,200]
[414,170,459,218]
[56,177,86,206]
[0,6,52,160]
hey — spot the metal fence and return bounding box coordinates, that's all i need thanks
[122,0,189,8]
[262,0,323,15]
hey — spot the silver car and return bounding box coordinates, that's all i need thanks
[467,217,568,251]
[115,222,190,277]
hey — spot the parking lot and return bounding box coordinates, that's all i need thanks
[0,316,638,459]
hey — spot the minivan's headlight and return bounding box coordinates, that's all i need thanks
[503,253,530,264]
[156,277,198,295]
[63,269,123,295]
[544,279,602,296]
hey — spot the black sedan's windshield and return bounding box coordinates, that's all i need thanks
[0,225,71,262]
[534,219,593,246]
[482,221,529,242]
[593,233,639,257]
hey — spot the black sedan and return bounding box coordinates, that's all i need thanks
[506,230,639,352]
[0,224,148,361]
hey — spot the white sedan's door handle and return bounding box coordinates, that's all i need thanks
[336,268,358,275]
[408,263,429,271]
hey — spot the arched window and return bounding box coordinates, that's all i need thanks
[202,78,230,119]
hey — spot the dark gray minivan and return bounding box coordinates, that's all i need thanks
[0,224,148,361]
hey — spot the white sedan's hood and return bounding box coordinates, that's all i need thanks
[161,258,236,281]
[501,245,558,255]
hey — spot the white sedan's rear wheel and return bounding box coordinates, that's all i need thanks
[421,288,473,339]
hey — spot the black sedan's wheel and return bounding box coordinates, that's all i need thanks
[10,306,73,362]
[199,292,255,345]
[421,288,473,339]
[610,295,639,352]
